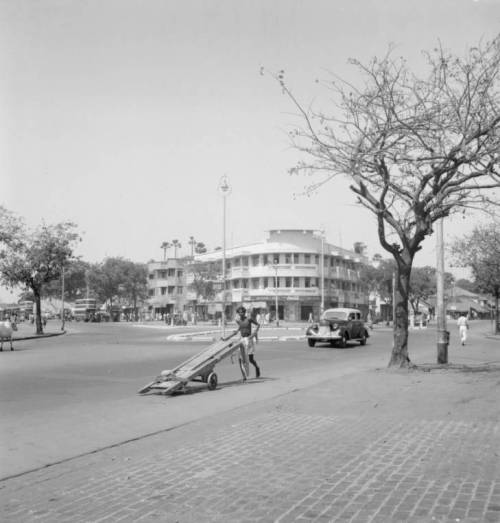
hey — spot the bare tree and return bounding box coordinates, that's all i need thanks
[271,37,500,366]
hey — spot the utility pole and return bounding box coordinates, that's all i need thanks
[436,218,448,363]
[219,176,231,337]
[273,259,279,327]
[61,265,65,331]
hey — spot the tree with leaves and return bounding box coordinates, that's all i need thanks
[0,207,80,334]
[451,222,500,334]
[120,260,148,320]
[272,37,500,366]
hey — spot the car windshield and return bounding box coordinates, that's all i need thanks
[322,310,348,321]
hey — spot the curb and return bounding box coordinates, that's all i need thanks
[166,334,306,342]
[12,330,67,342]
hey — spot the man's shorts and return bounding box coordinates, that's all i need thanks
[241,336,255,355]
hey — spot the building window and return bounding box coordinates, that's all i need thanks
[149,273,155,280]
[304,254,311,264]
[263,277,268,288]
[305,277,311,288]
[168,286,175,294]
[263,254,269,265]
[233,280,240,289]
[293,277,300,287]
[315,255,319,264]
[273,254,280,264]
[168,268,175,277]
[242,279,248,288]
[252,255,259,266]
[242,257,249,267]
[177,286,183,294]
[285,277,292,288]
[233,258,240,267]
[148,289,154,296]
[294,253,299,264]
[285,253,291,264]
[161,287,167,295]
[251,278,259,289]
[177,270,183,278]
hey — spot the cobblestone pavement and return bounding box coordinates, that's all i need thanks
[1,367,499,523]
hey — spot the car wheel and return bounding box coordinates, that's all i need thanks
[359,331,367,346]
[307,338,316,347]
[338,334,347,348]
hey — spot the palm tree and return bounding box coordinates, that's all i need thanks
[160,242,171,261]
[188,236,196,258]
[172,239,181,259]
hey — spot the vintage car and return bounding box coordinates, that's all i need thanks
[306,307,369,348]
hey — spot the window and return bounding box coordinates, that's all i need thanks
[161,287,167,295]
[177,286,183,294]
[148,289,154,296]
[251,278,259,289]
[315,255,319,264]
[285,253,291,264]
[293,253,299,264]
[233,258,240,267]
[242,257,249,267]
[168,286,175,294]
[305,277,311,288]
[177,270,183,278]
[273,254,280,264]
[242,279,248,288]
[304,254,311,263]
[167,268,175,277]
[293,277,300,287]
[263,277,268,288]
[252,255,259,266]
[285,277,292,288]
[233,280,240,289]
[149,273,155,280]
[263,254,269,265]
[158,270,167,279]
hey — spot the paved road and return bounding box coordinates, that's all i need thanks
[1,320,399,479]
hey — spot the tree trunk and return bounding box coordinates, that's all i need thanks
[388,263,412,367]
[34,289,43,335]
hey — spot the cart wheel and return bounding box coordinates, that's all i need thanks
[207,372,218,390]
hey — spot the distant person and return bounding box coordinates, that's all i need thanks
[222,306,261,378]
[457,314,469,346]
[308,312,314,324]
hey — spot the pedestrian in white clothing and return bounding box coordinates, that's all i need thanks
[457,314,469,346]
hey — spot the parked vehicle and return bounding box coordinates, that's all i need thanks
[306,308,369,348]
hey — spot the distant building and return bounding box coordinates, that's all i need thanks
[147,258,186,319]
[186,229,370,321]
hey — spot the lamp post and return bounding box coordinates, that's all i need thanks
[61,265,65,331]
[436,217,448,363]
[218,175,231,337]
[273,258,279,326]
[317,230,325,315]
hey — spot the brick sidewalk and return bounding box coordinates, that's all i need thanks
[1,366,499,522]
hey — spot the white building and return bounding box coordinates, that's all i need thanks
[187,229,369,321]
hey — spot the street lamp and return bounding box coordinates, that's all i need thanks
[218,175,231,337]
[436,217,448,363]
[273,258,279,327]
[314,229,326,316]
[61,265,65,331]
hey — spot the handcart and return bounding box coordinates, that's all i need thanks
[138,333,254,395]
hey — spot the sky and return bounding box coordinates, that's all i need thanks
[1,0,499,301]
